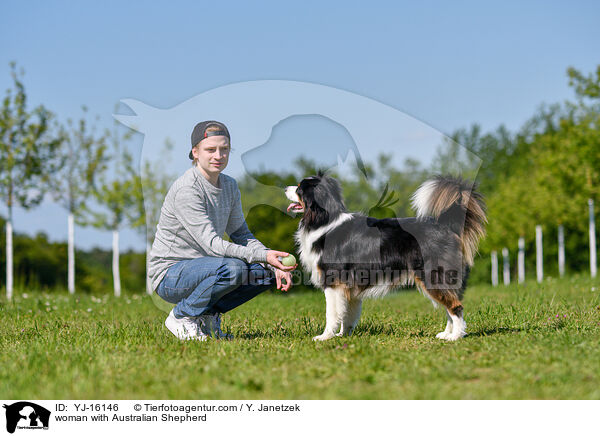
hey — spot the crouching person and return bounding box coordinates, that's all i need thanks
[148,120,295,340]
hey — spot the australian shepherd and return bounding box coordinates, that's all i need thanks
[285,173,486,341]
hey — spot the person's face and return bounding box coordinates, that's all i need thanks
[192,135,230,177]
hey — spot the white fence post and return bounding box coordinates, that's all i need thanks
[112,230,121,298]
[590,199,597,279]
[502,248,510,285]
[491,251,498,287]
[518,237,525,284]
[558,225,565,278]
[536,225,543,283]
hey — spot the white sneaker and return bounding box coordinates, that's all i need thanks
[164,309,208,341]
[198,313,233,340]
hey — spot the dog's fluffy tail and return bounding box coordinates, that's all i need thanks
[411,175,487,266]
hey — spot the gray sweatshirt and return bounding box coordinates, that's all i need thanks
[148,166,269,291]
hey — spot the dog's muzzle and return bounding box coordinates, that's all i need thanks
[285,186,304,213]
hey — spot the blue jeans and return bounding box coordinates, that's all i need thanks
[156,257,275,318]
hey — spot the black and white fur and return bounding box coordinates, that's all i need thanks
[286,173,486,341]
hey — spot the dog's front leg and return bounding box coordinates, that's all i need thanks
[338,297,362,336]
[313,287,341,341]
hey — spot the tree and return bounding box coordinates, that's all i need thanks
[49,107,107,294]
[0,62,62,299]
[475,66,600,279]
[567,65,600,100]
[129,141,176,294]
[83,119,137,296]
[430,128,481,180]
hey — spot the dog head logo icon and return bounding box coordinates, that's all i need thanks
[3,402,51,433]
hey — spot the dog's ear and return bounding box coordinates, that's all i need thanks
[301,196,317,226]
[302,189,316,211]
[313,176,345,214]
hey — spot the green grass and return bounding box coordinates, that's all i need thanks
[1,274,600,399]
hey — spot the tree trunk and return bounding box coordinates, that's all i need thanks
[112,229,121,297]
[590,199,597,279]
[68,213,75,294]
[6,217,13,300]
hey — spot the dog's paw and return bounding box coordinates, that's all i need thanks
[436,331,451,340]
[337,328,355,337]
[444,331,467,341]
[312,333,335,341]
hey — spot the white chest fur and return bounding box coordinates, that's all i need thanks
[295,213,353,288]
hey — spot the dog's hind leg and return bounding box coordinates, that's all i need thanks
[432,291,465,341]
[313,287,343,341]
[415,278,466,341]
[447,306,466,340]
[338,297,362,337]
[435,311,454,340]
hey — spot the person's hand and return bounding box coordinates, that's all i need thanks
[266,250,296,271]
[275,268,293,292]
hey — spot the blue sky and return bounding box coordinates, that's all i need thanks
[1,0,599,251]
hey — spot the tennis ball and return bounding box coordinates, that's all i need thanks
[281,254,296,267]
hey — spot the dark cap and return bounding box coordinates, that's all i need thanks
[189,120,230,159]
